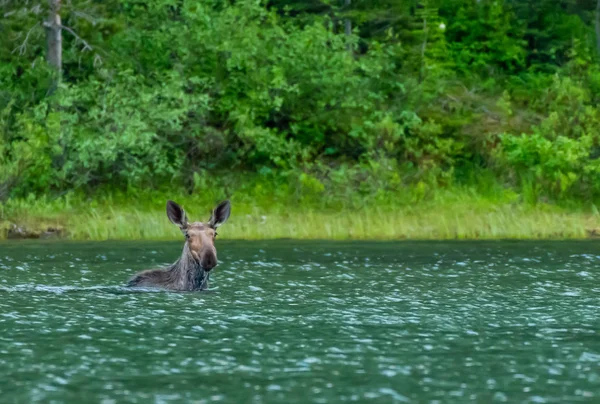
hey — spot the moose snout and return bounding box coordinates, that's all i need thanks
[200,252,218,271]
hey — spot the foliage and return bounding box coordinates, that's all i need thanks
[1,0,600,208]
[495,73,600,200]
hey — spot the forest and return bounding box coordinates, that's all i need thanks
[2,0,600,240]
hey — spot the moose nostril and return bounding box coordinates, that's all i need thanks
[201,254,217,270]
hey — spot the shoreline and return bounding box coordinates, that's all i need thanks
[3,202,600,241]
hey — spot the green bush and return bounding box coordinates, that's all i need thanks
[496,74,600,199]
[1,0,600,207]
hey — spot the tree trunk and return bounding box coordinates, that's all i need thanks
[596,0,600,55]
[419,17,428,83]
[45,0,62,75]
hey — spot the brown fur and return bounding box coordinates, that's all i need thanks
[127,200,230,291]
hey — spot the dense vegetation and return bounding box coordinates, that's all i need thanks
[2,0,600,239]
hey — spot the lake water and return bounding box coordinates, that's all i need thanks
[0,240,599,403]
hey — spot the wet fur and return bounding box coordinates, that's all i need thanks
[127,243,210,291]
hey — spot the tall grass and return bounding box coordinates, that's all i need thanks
[1,182,598,240]
[70,205,591,240]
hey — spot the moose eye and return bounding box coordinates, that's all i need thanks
[214,232,218,238]
[185,233,190,240]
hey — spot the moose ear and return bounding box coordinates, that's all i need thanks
[166,200,188,229]
[208,200,231,229]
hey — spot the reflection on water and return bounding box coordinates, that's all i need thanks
[0,240,599,403]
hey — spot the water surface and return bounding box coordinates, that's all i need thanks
[1,240,599,403]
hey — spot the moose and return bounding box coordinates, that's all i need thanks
[127,200,231,291]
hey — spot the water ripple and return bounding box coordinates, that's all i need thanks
[0,240,598,403]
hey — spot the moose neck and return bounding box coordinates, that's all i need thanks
[170,242,209,290]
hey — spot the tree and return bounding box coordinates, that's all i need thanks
[2,0,97,84]
[45,0,62,73]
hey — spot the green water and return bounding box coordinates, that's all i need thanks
[0,240,599,403]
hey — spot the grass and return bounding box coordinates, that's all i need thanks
[2,182,600,241]
[64,205,596,240]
